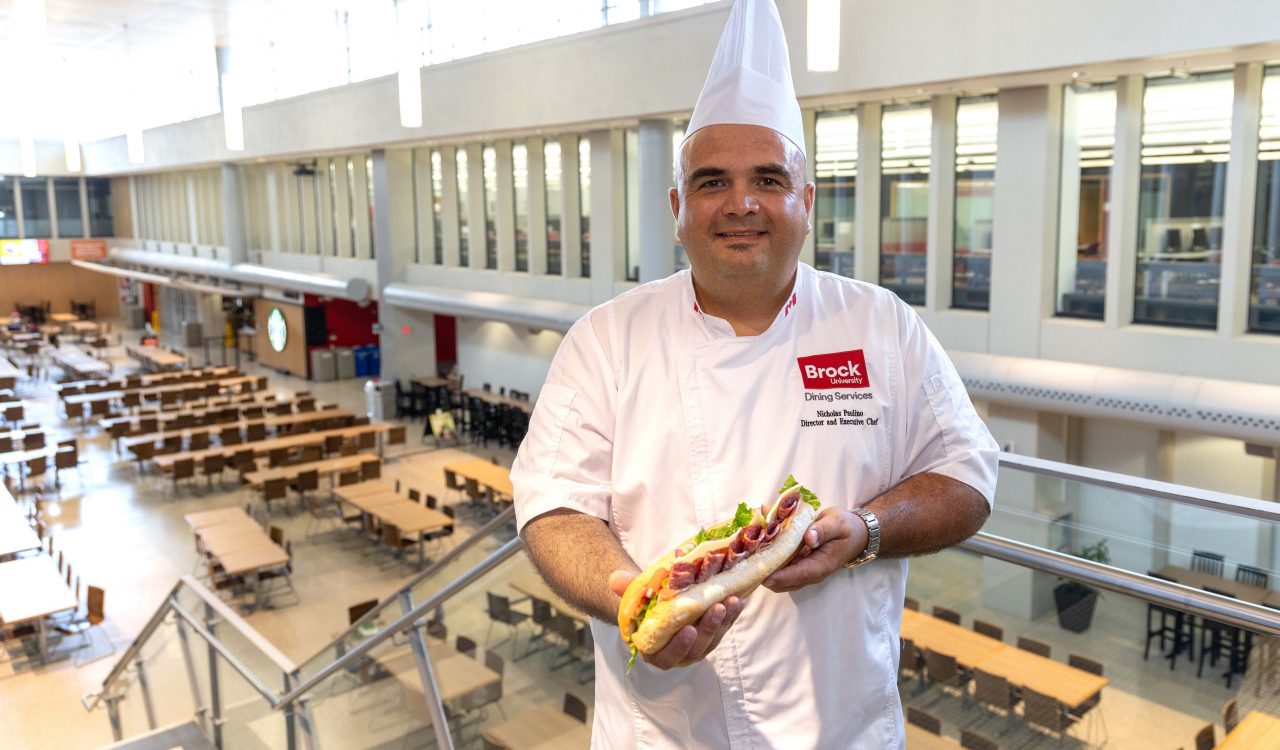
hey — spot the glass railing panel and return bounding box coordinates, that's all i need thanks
[295,509,517,683]
[904,545,1278,749]
[412,545,594,748]
[300,625,438,749]
[171,582,293,694]
[108,611,203,741]
[991,463,1280,599]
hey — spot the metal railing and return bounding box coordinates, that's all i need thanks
[85,454,1280,748]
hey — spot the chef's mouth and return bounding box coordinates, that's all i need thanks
[715,231,767,238]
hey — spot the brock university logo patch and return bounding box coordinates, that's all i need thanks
[797,349,871,389]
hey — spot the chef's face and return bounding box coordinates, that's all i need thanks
[671,124,814,286]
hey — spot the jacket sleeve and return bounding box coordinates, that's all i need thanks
[511,310,617,533]
[890,296,999,506]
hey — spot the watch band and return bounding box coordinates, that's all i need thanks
[844,507,881,569]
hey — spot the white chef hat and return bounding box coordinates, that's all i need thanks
[683,0,805,157]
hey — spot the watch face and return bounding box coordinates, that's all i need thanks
[267,307,288,353]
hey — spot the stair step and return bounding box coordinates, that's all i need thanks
[96,721,215,750]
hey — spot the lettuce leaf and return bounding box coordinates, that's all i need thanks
[627,595,663,673]
[779,474,821,511]
[691,502,754,546]
[628,644,638,671]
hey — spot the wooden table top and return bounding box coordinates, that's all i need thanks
[1217,711,1280,749]
[57,366,237,394]
[66,320,99,333]
[446,459,514,497]
[374,503,452,535]
[900,609,1007,667]
[4,332,41,343]
[186,507,255,531]
[1156,565,1273,606]
[152,421,381,470]
[510,573,589,624]
[973,644,1108,710]
[0,495,41,559]
[218,545,290,576]
[123,408,351,453]
[334,484,406,512]
[198,520,273,556]
[0,359,23,378]
[0,444,60,467]
[63,375,258,407]
[97,391,290,429]
[389,651,501,704]
[242,453,380,488]
[415,376,451,389]
[0,556,78,625]
[464,388,533,413]
[482,704,590,750]
[127,345,188,368]
[48,350,110,376]
[903,725,961,749]
[48,313,79,323]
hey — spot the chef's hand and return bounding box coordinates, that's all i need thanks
[762,507,869,593]
[609,570,744,671]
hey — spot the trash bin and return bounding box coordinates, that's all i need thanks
[354,347,370,377]
[364,379,395,421]
[181,320,203,347]
[335,347,356,380]
[125,305,146,330]
[310,348,335,382]
[368,346,381,377]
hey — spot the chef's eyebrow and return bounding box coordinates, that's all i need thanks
[685,164,792,186]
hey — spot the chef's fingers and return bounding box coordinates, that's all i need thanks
[761,547,843,592]
[644,605,724,670]
[608,569,637,596]
[685,596,743,665]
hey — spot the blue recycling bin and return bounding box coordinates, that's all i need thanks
[354,347,371,377]
[368,345,381,377]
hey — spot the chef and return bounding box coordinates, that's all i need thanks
[511,1,999,747]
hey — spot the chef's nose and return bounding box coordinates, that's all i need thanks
[722,183,760,217]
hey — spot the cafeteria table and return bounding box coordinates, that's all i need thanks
[0,555,79,662]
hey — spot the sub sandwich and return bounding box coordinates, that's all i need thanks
[618,476,821,669]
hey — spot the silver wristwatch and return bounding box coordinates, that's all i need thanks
[844,507,881,569]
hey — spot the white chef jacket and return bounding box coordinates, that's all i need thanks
[512,263,998,750]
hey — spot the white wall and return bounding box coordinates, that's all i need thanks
[455,319,563,401]
[70,1,1280,175]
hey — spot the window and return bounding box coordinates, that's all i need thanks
[673,125,688,271]
[624,127,639,281]
[814,109,858,277]
[53,178,83,238]
[1135,70,1233,329]
[326,160,340,255]
[430,150,443,264]
[365,155,375,257]
[953,95,997,311]
[20,178,51,238]
[346,156,358,257]
[513,143,529,272]
[544,140,562,275]
[1250,66,1280,334]
[579,137,591,277]
[482,145,497,269]
[456,148,470,266]
[0,177,18,237]
[411,150,421,263]
[1056,82,1115,320]
[879,102,931,305]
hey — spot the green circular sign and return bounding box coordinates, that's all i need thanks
[267,307,288,353]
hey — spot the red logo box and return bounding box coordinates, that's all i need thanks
[797,349,870,389]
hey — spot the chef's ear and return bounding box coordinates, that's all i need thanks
[669,187,681,221]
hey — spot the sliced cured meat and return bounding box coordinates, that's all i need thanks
[667,560,696,590]
[737,524,763,554]
[776,493,799,521]
[759,519,781,546]
[695,551,727,583]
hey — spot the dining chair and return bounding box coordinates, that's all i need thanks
[1022,688,1075,741]
[1221,696,1239,733]
[1235,564,1268,588]
[903,596,920,612]
[923,649,968,700]
[960,729,999,750]
[1193,723,1215,750]
[973,619,1003,641]
[456,635,477,659]
[906,706,941,734]
[1191,551,1225,576]
[973,668,1017,732]
[932,606,961,625]
[485,592,531,655]
[1016,636,1051,658]
[563,692,588,723]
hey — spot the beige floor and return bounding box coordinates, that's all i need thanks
[1,333,1277,749]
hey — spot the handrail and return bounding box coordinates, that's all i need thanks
[89,575,297,712]
[277,537,524,706]
[303,506,516,672]
[176,574,298,674]
[961,532,1280,638]
[997,452,1280,522]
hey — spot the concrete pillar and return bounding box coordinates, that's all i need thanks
[588,129,620,304]
[560,134,583,279]
[1105,76,1143,328]
[495,140,516,273]
[221,164,247,264]
[926,95,957,312]
[1219,63,1264,337]
[989,85,1062,356]
[855,102,882,283]
[372,148,425,383]
[467,143,486,271]
[800,108,817,268]
[637,120,675,283]
[441,146,461,267]
[527,137,548,276]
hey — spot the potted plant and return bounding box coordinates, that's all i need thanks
[1054,540,1110,633]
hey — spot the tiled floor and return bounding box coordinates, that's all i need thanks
[1,332,1278,749]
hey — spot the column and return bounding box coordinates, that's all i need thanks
[372,148,434,382]
[588,129,620,304]
[221,164,247,264]
[854,102,883,283]
[527,137,548,276]
[560,134,583,279]
[637,119,674,283]
[926,95,957,312]
[1218,62,1264,337]
[1105,75,1143,328]
[989,85,1062,356]
[494,140,516,273]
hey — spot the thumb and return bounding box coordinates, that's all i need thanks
[609,569,636,596]
[805,508,844,549]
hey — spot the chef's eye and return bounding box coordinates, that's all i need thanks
[759,177,780,186]
[700,179,725,189]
